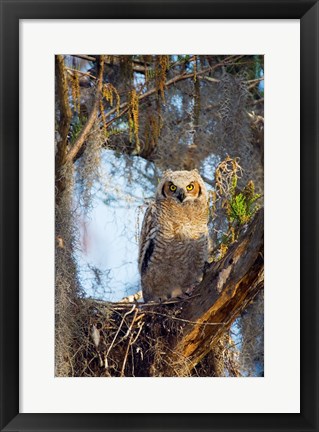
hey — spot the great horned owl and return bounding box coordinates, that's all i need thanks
[138,169,209,302]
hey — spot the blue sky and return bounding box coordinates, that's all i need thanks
[75,152,150,301]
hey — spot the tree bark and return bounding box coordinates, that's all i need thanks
[55,55,72,201]
[170,208,264,371]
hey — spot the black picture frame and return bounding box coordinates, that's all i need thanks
[0,1,318,431]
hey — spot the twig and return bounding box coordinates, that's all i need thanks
[203,76,220,84]
[123,309,138,340]
[140,295,200,308]
[248,77,264,89]
[120,333,134,377]
[130,320,145,345]
[66,67,96,80]
[120,312,144,377]
[72,54,96,62]
[142,310,226,327]
[253,97,264,106]
[105,304,136,359]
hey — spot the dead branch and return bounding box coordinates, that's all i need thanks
[172,208,264,369]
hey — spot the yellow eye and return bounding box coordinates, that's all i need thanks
[186,184,194,191]
[169,184,177,191]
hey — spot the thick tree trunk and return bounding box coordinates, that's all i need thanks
[55,55,105,376]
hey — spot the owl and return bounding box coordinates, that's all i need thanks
[138,169,209,302]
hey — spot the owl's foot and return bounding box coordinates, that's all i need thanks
[148,288,183,302]
[142,286,198,304]
[163,286,196,302]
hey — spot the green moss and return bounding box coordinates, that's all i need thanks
[227,178,261,229]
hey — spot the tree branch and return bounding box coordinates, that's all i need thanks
[248,77,264,89]
[65,55,105,163]
[103,56,245,124]
[173,208,264,369]
[71,54,197,75]
[55,55,72,167]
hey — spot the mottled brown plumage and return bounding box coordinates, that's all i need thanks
[138,170,209,302]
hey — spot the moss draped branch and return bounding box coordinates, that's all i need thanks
[65,55,105,163]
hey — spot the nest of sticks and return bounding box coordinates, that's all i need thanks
[70,296,199,377]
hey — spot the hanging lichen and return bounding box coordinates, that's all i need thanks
[99,99,107,135]
[143,55,154,84]
[98,83,121,137]
[102,83,120,115]
[128,89,140,153]
[155,55,169,101]
[70,71,81,113]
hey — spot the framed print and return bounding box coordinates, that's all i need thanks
[0,0,318,431]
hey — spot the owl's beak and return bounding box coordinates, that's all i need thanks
[176,190,185,202]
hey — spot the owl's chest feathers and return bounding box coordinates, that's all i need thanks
[158,200,208,241]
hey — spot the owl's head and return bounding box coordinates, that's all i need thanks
[156,169,208,204]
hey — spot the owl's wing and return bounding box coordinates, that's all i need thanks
[138,202,157,275]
